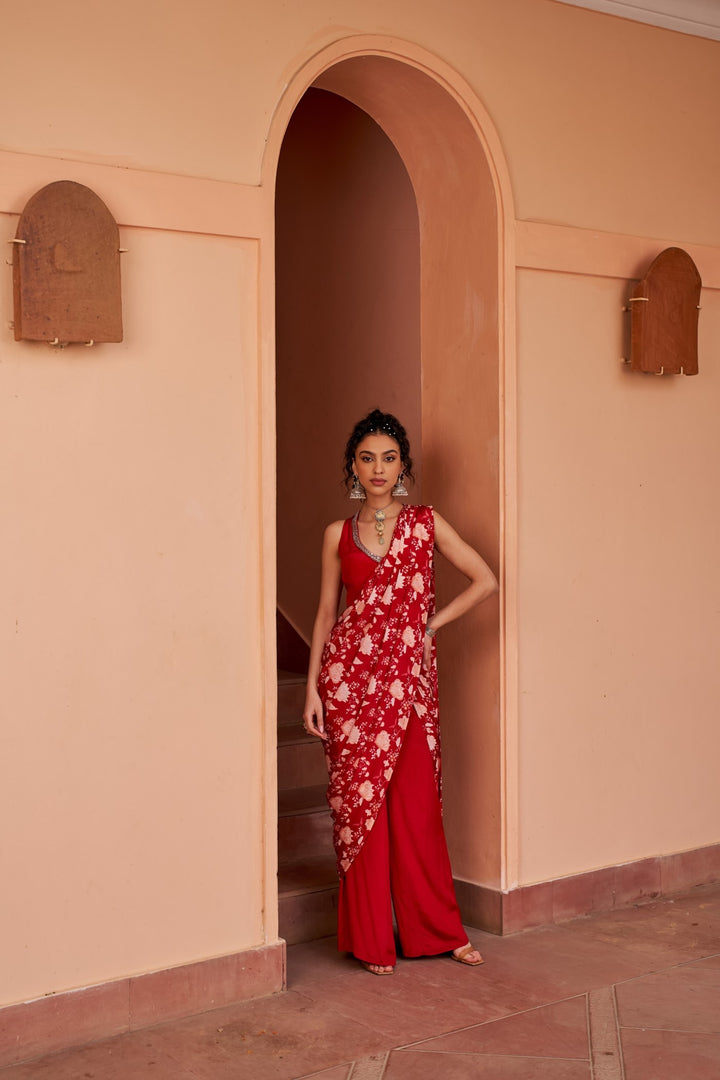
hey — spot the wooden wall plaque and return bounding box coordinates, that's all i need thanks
[13,180,123,344]
[628,247,701,375]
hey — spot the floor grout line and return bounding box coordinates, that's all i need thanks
[609,950,720,989]
[618,1024,720,1035]
[586,992,595,1080]
[394,1049,591,1061]
[611,984,626,1080]
[394,990,591,1050]
[589,986,624,1080]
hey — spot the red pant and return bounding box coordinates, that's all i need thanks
[337,712,467,966]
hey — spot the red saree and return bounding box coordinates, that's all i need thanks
[318,504,440,875]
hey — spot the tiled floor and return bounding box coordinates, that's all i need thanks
[4,884,719,1079]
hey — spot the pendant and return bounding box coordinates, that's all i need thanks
[374,508,386,545]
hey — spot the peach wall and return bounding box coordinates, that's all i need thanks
[515,267,720,885]
[1,0,719,1021]
[0,219,271,1004]
[1,0,717,244]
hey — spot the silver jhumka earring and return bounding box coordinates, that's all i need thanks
[391,472,408,497]
[350,474,366,500]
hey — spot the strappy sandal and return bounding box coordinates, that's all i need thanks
[451,943,485,967]
[360,960,394,976]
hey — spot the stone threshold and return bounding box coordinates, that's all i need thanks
[0,941,285,1069]
[455,840,720,935]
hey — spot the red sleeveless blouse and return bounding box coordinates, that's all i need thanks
[338,512,382,606]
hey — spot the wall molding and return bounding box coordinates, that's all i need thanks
[517,219,720,289]
[553,0,720,42]
[0,941,286,1069]
[0,148,267,239]
[455,841,720,936]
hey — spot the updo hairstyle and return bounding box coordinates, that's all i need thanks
[343,409,414,491]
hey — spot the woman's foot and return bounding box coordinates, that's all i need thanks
[452,942,484,966]
[360,960,394,975]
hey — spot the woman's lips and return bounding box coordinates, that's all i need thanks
[371,479,386,486]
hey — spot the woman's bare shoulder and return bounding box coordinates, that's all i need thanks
[323,519,345,545]
[428,507,456,543]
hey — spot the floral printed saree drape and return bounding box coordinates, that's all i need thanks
[318,505,440,875]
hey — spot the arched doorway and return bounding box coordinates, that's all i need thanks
[268,44,514,940]
[275,85,423,941]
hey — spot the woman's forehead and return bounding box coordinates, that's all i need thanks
[355,433,400,455]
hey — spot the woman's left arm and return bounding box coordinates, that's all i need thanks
[424,510,498,666]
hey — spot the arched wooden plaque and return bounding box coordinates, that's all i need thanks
[13,180,123,344]
[629,247,700,375]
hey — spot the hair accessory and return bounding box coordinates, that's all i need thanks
[392,472,408,497]
[350,474,366,500]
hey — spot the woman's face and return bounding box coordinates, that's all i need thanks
[353,433,403,498]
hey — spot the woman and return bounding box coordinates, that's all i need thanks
[303,409,498,975]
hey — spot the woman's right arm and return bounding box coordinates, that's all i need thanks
[302,520,344,740]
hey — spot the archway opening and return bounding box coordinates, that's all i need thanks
[274,54,503,942]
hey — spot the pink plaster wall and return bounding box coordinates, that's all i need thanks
[0,0,719,1014]
[516,269,720,885]
[0,224,268,1004]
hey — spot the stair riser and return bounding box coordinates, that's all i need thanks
[278,742,329,790]
[277,682,306,725]
[279,886,339,945]
[278,809,335,864]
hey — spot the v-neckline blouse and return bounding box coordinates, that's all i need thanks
[351,504,406,563]
[339,505,409,608]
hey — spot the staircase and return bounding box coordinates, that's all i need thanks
[277,670,339,944]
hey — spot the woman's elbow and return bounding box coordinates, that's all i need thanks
[479,567,499,603]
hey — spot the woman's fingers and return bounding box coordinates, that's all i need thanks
[302,703,328,740]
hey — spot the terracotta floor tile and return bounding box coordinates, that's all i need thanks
[139,989,388,1080]
[2,885,719,1080]
[0,1031,200,1080]
[291,956,524,1046]
[474,923,655,1000]
[616,955,720,1033]
[621,1028,720,1080]
[385,1049,591,1078]
[561,892,720,964]
[405,995,590,1059]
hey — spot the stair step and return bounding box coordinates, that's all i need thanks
[278,805,334,864]
[278,856,338,897]
[279,882,338,945]
[278,739,328,790]
[277,676,307,727]
[276,670,336,943]
[278,784,327,816]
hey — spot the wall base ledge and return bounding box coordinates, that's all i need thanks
[0,940,286,1069]
[455,841,720,935]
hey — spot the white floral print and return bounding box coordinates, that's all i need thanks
[318,506,440,875]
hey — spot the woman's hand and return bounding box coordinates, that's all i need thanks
[303,688,327,740]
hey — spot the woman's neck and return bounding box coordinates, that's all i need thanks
[359,497,400,519]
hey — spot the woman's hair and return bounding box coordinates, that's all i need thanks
[343,408,414,489]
